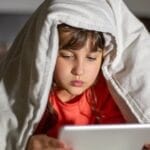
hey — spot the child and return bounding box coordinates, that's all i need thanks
[0,0,150,149]
[26,23,126,149]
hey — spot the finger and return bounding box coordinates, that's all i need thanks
[55,147,73,150]
[48,137,65,148]
[48,138,73,150]
[142,144,150,150]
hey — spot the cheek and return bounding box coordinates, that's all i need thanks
[85,61,102,81]
[86,66,100,79]
[54,60,70,81]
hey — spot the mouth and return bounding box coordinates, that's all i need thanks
[70,80,84,87]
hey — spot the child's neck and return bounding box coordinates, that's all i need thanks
[55,90,77,103]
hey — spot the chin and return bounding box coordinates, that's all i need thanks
[68,88,86,96]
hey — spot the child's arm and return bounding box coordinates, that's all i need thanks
[26,134,71,150]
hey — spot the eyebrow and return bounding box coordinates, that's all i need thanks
[59,48,103,54]
[60,48,102,52]
[59,49,73,53]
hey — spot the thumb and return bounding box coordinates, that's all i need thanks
[48,137,66,148]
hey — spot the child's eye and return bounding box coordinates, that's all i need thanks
[59,53,74,59]
[62,55,73,58]
[87,56,97,61]
[59,51,74,59]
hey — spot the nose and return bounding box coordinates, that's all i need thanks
[71,60,84,76]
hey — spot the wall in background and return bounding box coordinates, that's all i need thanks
[124,0,150,18]
[0,0,43,14]
[0,14,29,43]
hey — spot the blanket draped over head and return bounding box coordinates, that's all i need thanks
[0,0,150,149]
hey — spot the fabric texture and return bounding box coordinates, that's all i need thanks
[0,0,150,149]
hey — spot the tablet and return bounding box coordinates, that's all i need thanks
[59,124,150,150]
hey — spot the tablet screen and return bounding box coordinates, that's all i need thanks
[59,124,150,150]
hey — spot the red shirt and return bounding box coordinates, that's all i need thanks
[34,74,126,137]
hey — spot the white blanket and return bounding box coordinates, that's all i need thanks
[0,0,150,149]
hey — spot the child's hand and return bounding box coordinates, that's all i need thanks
[26,134,71,150]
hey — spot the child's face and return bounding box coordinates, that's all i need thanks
[54,37,103,101]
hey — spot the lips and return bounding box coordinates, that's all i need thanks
[70,80,84,87]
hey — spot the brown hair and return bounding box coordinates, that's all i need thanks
[58,23,105,51]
